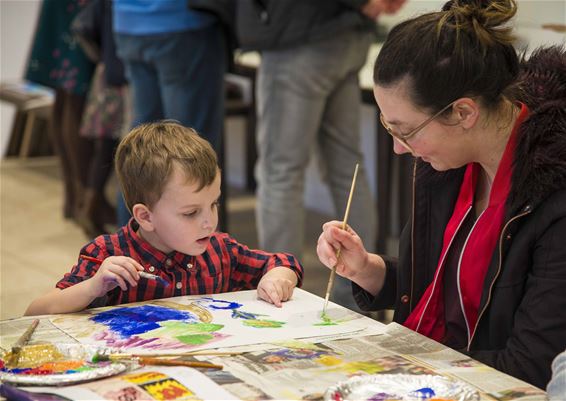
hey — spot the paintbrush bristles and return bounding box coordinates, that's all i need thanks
[322,164,360,316]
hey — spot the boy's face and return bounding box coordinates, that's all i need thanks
[140,166,221,255]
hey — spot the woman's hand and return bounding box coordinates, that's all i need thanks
[317,221,386,296]
[316,221,370,280]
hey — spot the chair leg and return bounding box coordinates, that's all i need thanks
[18,112,36,158]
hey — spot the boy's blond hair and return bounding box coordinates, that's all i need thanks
[115,121,218,212]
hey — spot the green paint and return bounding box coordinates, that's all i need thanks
[243,319,286,328]
[314,313,338,326]
[176,333,214,345]
[140,321,224,343]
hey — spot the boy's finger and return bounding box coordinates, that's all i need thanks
[258,287,276,306]
[108,265,138,287]
[264,283,283,307]
[119,259,143,279]
[107,272,128,291]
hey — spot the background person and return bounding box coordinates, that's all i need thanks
[236,0,405,310]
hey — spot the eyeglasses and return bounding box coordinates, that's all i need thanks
[379,101,456,152]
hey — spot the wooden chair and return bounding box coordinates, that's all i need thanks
[1,81,54,158]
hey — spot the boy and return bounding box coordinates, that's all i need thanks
[25,122,303,315]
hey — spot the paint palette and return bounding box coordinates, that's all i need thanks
[0,343,128,386]
[324,374,480,401]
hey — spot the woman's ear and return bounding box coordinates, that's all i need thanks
[453,98,479,130]
[132,203,154,231]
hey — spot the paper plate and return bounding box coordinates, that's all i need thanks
[324,374,480,401]
[0,343,128,386]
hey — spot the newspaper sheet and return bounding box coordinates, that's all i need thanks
[200,323,547,401]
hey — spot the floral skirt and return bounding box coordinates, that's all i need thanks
[80,64,127,139]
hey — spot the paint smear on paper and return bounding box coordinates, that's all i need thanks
[141,321,224,345]
[199,297,242,310]
[231,309,285,328]
[91,305,197,337]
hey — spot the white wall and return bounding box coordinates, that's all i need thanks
[0,0,41,156]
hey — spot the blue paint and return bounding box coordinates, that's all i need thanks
[154,276,170,287]
[231,309,263,320]
[91,305,197,337]
[200,297,242,310]
[408,387,436,399]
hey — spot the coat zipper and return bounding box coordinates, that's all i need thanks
[466,206,533,351]
[456,208,488,343]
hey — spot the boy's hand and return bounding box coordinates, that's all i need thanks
[257,267,298,307]
[88,256,144,297]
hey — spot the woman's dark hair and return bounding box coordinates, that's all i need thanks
[374,0,519,114]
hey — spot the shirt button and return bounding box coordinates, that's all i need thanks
[187,263,193,269]
[401,295,410,304]
[165,259,173,267]
[175,282,182,290]
[148,266,155,272]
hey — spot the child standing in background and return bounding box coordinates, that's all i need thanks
[26,122,303,315]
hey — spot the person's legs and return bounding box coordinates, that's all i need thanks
[79,137,119,237]
[155,26,225,152]
[59,91,90,220]
[317,31,377,310]
[256,40,345,257]
[151,26,227,229]
[114,34,164,226]
[50,90,74,218]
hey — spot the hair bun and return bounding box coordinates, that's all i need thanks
[440,0,517,47]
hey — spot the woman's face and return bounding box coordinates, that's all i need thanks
[373,82,472,171]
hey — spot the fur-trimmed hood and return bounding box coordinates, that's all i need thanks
[509,46,566,212]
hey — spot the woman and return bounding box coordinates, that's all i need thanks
[316,0,566,389]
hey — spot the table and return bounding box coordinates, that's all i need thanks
[0,289,546,400]
[233,44,413,253]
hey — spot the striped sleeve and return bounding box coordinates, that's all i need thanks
[219,233,304,291]
[55,240,107,289]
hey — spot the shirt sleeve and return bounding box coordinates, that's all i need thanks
[219,233,304,291]
[55,241,107,289]
[353,254,398,311]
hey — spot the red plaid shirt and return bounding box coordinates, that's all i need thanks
[57,220,303,308]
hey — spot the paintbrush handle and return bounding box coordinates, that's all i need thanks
[12,319,39,351]
[137,357,223,370]
[322,164,359,315]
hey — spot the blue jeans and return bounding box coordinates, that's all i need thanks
[114,25,226,226]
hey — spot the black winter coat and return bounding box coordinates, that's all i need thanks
[354,46,566,389]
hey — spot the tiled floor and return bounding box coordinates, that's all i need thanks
[0,156,338,320]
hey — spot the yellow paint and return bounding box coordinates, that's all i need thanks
[3,343,65,368]
[153,301,212,323]
[316,355,342,366]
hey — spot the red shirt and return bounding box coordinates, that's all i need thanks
[57,220,303,307]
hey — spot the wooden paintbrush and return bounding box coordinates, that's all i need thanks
[93,354,222,370]
[93,350,241,360]
[7,319,39,366]
[134,357,223,370]
[322,163,359,318]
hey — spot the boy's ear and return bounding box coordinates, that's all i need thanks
[132,203,154,231]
